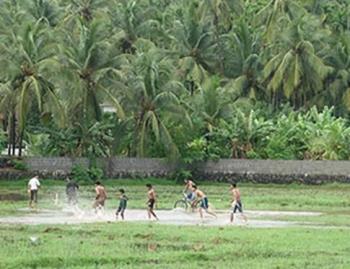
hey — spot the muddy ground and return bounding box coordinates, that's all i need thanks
[0,207,326,228]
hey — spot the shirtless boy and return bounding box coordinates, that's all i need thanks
[230,183,247,223]
[146,184,159,220]
[93,181,107,214]
[192,185,216,219]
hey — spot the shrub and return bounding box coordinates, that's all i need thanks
[88,167,104,181]
[12,159,28,171]
[71,165,90,182]
[71,164,104,182]
[173,169,192,184]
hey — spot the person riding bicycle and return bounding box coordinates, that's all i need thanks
[184,179,196,202]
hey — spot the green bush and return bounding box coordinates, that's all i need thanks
[88,167,104,181]
[172,169,192,184]
[12,159,28,171]
[71,165,90,182]
[71,164,104,182]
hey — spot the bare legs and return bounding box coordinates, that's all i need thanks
[199,207,217,219]
[116,209,125,220]
[148,208,159,220]
[230,212,247,223]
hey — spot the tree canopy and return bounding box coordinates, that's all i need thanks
[1,0,350,160]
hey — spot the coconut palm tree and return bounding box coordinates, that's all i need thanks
[0,3,62,156]
[120,44,191,158]
[55,18,126,156]
[323,32,350,114]
[255,0,306,42]
[263,17,332,108]
[109,0,164,51]
[168,2,217,86]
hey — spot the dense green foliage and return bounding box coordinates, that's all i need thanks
[1,0,350,159]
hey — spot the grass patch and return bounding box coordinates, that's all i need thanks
[1,180,350,268]
[1,179,350,213]
[0,223,349,268]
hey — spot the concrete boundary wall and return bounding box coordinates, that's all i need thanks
[18,157,350,183]
[22,157,178,178]
[193,160,350,183]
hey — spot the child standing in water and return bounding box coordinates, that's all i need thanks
[116,189,128,220]
[28,175,40,209]
[192,185,217,219]
[93,181,107,215]
[230,183,248,223]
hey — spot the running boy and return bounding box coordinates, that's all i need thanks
[146,184,159,220]
[192,185,216,219]
[230,183,247,223]
[116,189,128,220]
[66,177,79,205]
[93,181,107,214]
[28,175,40,209]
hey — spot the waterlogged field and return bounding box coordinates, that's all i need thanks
[0,179,350,268]
[1,179,350,214]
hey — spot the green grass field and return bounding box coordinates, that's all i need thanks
[1,179,350,268]
[1,223,350,269]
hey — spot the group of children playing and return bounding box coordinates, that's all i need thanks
[93,179,247,223]
[183,179,247,222]
[28,176,247,223]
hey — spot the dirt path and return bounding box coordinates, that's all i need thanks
[0,208,327,228]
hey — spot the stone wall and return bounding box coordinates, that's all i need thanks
[193,159,350,184]
[22,157,178,178]
[106,157,178,178]
[18,157,350,183]
[24,157,89,173]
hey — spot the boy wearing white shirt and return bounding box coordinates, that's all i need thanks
[28,176,40,208]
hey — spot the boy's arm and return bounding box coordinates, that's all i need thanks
[183,184,188,192]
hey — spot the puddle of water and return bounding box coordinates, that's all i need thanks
[0,208,326,228]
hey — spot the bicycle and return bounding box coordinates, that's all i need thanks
[173,192,197,211]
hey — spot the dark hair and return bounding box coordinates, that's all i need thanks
[231,183,237,188]
[146,184,152,188]
[95,181,101,185]
[192,185,197,189]
[119,188,125,193]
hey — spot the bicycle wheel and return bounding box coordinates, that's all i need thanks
[174,199,188,210]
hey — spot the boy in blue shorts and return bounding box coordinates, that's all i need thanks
[230,183,247,223]
[192,185,216,219]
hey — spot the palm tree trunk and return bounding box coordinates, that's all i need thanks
[11,111,16,156]
[18,131,23,157]
[7,111,16,156]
